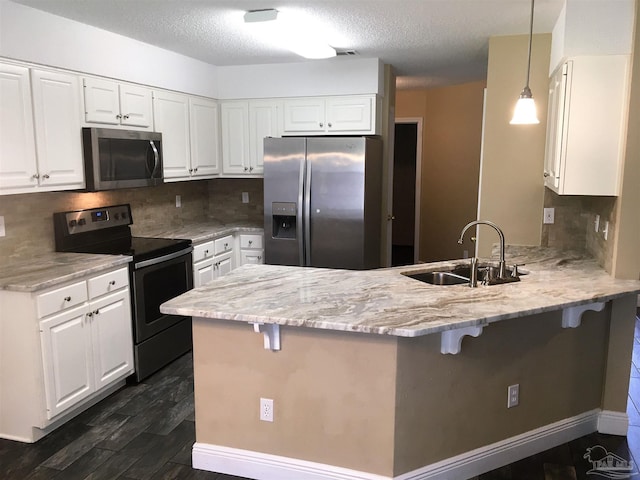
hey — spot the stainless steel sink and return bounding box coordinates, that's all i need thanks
[404,271,470,286]
[403,264,526,286]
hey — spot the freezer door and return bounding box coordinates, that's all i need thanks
[263,137,305,266]
[307,137,381,269]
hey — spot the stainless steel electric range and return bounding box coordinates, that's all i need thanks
[53,204,193,382]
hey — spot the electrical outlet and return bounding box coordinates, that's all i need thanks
[507,384,519,408]
[175,195,181,208]
[242,192,249,204]
[0,216,5,237]
[260,397,274,422]
[543,208,555,224]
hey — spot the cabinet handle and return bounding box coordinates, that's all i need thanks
[193,167,198,173]
[94,309,100,315]
[116,114,122,119]
[64,296,71,302]
[86,312,93,318]
[224,243,228,249]
[319,122,323,127]
[328,122,332,128]
[42,174,50,179]
[543,172,550,177]
[249,166,254,172]
[189,168,193,173]
[244,166,249,171]
[248,240,253,246]
[123,114,130,120]
[32,173,39,179]
[109,280,116,286]
[258,256,262,260]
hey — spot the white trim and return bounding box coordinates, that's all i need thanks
[192,409,601,480]
[561,301,606,329]
[597,410,629,436]
[440,325,484,354]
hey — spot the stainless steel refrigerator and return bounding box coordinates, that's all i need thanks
[264,136,383,270]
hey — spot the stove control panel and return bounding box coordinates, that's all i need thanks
[58,204,132,235]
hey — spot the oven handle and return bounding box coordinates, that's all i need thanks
[134,246,193,270]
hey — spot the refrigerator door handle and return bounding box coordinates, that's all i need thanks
[303,154,312,267]
[298,154,307,266]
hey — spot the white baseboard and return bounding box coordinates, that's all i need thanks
[597,410,629,435]
[192,409,607,480]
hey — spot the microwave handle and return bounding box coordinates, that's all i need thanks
[148,140,160,177]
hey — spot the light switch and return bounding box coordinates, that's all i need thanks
[0,216,5,237]
[242,192,249,204]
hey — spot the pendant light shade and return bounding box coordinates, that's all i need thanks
[510,0,540,125]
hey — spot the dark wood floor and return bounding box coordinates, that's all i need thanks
[2,310,640,480]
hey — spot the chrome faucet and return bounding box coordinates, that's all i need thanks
[458,220,507,280]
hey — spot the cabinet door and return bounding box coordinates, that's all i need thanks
[0,63,38,192]
[215,252,234,278]
[282,98,325,133]
[154,90,191,179]
[31,69,85,190]
[249,101,280,175]
[544,63,569,192]
[83,77,121,125]
[40,305,94,419]
[326,96,373,133]
[190,97,220,177]
[194,258,215,287]
[119,84,153,129]
[90,290,134,389]
[221,102,250,174]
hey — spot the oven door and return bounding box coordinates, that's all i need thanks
[131,248,193,344]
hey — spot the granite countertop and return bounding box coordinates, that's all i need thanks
[160,246,640,337]
[134,222,263,244]
[0,253,132,293]
[0,222,263,293]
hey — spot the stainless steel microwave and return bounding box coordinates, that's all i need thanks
[82,127,164,191]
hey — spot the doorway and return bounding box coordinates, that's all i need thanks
[392,118,422,266]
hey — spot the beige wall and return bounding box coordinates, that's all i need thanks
[612,0,640,281]
[477,34,551,257]
[396,81,485,262]
[192,295,637,477]
[0,178,263,258]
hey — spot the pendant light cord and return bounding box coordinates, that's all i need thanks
[525,0,535,89]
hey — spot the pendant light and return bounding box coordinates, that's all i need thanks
[510,0,540,125]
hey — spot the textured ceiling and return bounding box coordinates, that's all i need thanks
[10,0,566,88]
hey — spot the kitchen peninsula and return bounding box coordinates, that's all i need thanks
[160,246,640,480]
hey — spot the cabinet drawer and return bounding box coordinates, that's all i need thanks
[214,235,233,255]
[240,234,263,250]
[87,267,129,299]
[37,281,88,318]
[193,241,215,262]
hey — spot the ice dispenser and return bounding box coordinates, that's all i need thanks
[272,202,296,239]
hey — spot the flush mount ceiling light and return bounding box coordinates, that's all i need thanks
[510,0,540,125]
[243,8,337,60]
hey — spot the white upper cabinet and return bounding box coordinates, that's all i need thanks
[282,95,378,135]
[221,99,280,176]
[153,90,192,179]
[31,69,84,189]
[0,63,84,195]
[154,90,221,181]
[83,77,153,129]
[543,55,630,196]
[189,97,221,177]
[0,63,38,192]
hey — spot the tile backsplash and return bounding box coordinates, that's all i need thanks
[541,188,617,271]
[0,178,264,259]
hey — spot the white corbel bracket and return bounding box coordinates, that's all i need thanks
[441,325,484,355]
[561,302,606,329]
[251,322,281,351]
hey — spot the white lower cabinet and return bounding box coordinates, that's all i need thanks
[0,266,134,441]
[39,268,133,420]
[193,235,236,288]
[192,232,264,288]
[239,233,264,266]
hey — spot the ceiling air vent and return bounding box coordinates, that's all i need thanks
[336,50,358,56]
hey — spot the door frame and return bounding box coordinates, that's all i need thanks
[394,117,423,264]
